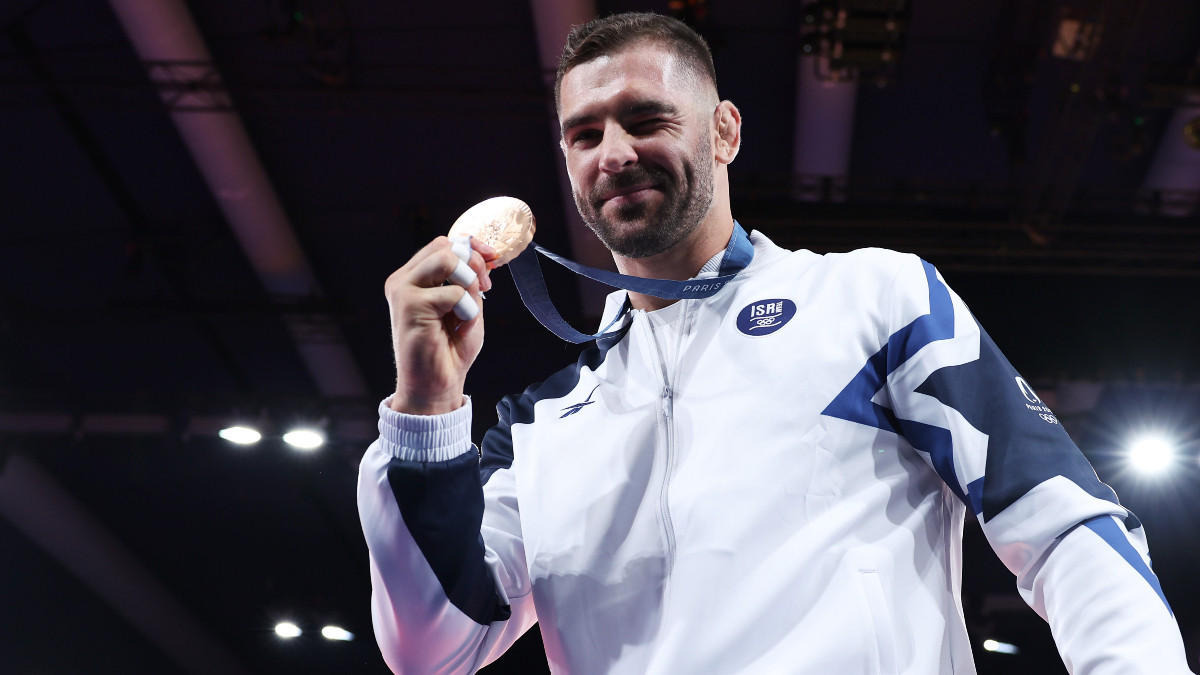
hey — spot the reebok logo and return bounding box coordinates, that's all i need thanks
[560,384,600,418]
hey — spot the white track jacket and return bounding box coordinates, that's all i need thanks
[358,231,1191,674]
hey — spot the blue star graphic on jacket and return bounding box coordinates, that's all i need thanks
[820,258,1170,612]
[820,260,1122,519]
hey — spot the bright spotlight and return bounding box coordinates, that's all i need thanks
[283,429,324,450]
[321,625,354,641]
[1128,435,1175,474]
[982,639,1019,654]
[275,622,302,638]
[218,425,262,445]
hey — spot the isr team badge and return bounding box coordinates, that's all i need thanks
[736,298,796,336]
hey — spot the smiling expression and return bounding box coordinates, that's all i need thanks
[558,42,719,259]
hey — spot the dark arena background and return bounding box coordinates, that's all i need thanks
[2,0,1199,673]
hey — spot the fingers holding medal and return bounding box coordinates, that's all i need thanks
[444,197,536,319]
[382,197,533,414]
[445,235,488,321]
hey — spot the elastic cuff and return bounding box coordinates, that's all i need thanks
[377,395,474,462]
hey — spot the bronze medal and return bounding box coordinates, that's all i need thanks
[448,197,536,267]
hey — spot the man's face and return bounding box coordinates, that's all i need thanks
[558,43,716,259]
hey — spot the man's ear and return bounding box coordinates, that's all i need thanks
[713,100,742,165]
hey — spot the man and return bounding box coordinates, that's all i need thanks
[359,12,1191,674]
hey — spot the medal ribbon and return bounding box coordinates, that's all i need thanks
[506,222,754,343]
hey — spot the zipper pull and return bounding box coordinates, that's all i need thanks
[661,386,672,417]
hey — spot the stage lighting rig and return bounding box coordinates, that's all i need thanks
[798,0,909,86]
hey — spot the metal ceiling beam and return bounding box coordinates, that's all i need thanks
[0,3,370,672]
[106,0,366,398]
[2,14,257,674]
[732,196,1200,276]
[0,453,253,675]
[4,23,256,394]
[529,0,611,319]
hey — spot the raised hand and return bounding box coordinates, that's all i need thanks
[384,236,497,414]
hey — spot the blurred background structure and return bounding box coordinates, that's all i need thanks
[1,0,1198,672]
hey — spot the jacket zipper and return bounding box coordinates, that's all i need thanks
[646,301,690,574]
[660,380,676,573]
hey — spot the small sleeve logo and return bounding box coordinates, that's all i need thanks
[1015,376,1059,424]
[736,299,796,336]
[1014,376,1041,403]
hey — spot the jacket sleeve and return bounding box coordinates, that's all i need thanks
[880,255,1191,673]
[357,396,536,674]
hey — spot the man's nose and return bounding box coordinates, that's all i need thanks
[598,126,637,173]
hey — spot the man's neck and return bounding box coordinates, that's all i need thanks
[614,217,735,312]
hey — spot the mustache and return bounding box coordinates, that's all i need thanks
[589,166,670,204]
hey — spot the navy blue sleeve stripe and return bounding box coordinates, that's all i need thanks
[822,259,964,503]
[915,324,1120,522]
[819,258,961,502]
[385,316,626,625]
[894,416,969,507]
[387,452,512,625]
[480,323,627,485]
[822,259,1121,526]
[885,260,955,375]
[1081,515,1172,615]
[822,259,953,435]
[878,260,963,507]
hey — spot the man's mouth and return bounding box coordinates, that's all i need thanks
[599,182,660,205]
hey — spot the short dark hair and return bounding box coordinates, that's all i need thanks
[554,12,717,111]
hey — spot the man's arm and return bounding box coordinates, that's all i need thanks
[882,255,1191,673]
[357,396,535,674]
[1020,514,1182,673]
[355,236,537,673]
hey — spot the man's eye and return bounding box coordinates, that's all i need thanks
[631,119,664,134]
[572,130,600,145]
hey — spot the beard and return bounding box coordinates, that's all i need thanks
[573,132,715,259]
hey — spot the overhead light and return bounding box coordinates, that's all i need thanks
[321,625,354,641]
[218,425,262,445]
[982,639,1019,654]
[283,429,324,450]
[1128,434,1175,474]
[275,622,302,638]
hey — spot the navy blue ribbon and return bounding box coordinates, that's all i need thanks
[507,222,754,343]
